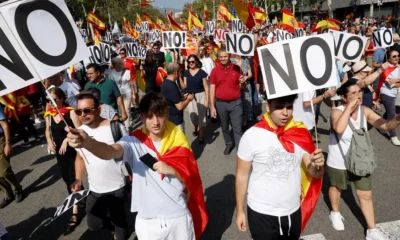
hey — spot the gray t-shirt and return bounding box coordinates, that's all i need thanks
[100,104,118,120]
[117,136,189,219]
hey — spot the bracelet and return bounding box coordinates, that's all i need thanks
[322,94,326,100]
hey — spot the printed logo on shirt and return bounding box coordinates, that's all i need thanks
[261,147,300,179]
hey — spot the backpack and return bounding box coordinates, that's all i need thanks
[333,107,377,177]
[110,120,133,184]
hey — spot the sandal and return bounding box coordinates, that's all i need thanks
[63,213,81,236]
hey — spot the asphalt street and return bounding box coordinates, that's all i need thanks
[1,100,399,240]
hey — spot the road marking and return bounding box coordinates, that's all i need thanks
[377,220,400,239]
[301,233,327,240]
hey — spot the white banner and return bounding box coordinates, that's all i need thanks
[52,190,90,221]
[329,30,367,62]
[276,29,293,42]
[104,31,112,42]
[141,21,149,33]
[0,0,89,96]
[162,31,187,49]
[214,29,228,42]
[149,30,161,43]
[206,21,216,36]
[231,19,243,33]
[226,33,254,56]
[295,28,305,38]
[124,43,147,60]
[257,34,337,99]
[373,28,393,49]
[84,43,112,67]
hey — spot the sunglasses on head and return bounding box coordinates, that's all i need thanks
[74,108,96,116]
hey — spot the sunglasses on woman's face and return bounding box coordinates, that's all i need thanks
[391,55,399,59]
[188,61,196,64]
[74,108,96,116]
[119,52,126,55]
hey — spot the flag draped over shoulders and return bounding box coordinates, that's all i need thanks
[44,107,74,118]
[130,122,208,239]
[254,113,322,233]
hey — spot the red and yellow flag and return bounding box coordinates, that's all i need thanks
[188,5,204,31]
[141,0,150,7]
[44,107,74,118]
[281,8,297,33]
[218,3,233,23]
[204,4,209,21]
[136,14,142,25]
[252,6,267,24]
[167,13,184,31]
[155,67,167,86]
[131,122,208,240]
[326,18,340,31]
[0,92,18,122]
[86,11,106,30]
[155,17,166,31]
[254,113,322,233]
[233,0,255,30]
[143,13,155,29]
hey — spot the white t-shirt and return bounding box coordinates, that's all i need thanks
[327,106,368,170]
[200,57,215,78]
[58,81,80,109]
[237,127,306,216]
[118,136,189,219]
[293,91,315,130]
[106,69,132,95]
[78,123,128,193]
[380,65,400,98]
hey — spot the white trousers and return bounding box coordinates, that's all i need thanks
[121,92,132,130]
[135,213,195,240]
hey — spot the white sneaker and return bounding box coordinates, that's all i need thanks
[34,118,41,124]
[366,228,388,240]
[390,136,400,146]
[329,211,345,231]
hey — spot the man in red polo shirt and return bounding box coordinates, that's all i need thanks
[210,48,246,155]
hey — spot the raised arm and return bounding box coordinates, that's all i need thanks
[365,107,400,131]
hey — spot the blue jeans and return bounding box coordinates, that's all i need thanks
[1,233,8,240]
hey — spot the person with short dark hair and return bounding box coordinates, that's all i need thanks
[183,55,209,143]
[152,42,165,68]
[235,94,325,239]
[80,88,119,121]
[66,92,208,240]
[327,79,400,239]
[161,63,194,132]
[84,63,128,122]
[210,48,244,155]
[70,92,128,240]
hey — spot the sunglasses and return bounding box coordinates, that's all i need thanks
[391,55,399,58]
[188,61,196,64]
[119,52,126,55]
[75,108,96,116]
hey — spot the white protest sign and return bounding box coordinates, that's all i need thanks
[276,29,293,41]
[135,24,142,32]
[257,34,337,99]
[119,36,134,44]
[149,30,161,43]
[124,43,148,60]
[162,31,187,49]
[206,21,216,36]
[0,0,89,96]
[79,29,87,39]
[105,31,112,42]
[329,30,367,62]
[214,29,228,42]
[231,19,243,33]
[141,21,149,32]
[52,190,90,221]
[373,28,393,49]
[84,43,112,67]
[295,28,305,38]
[226,33,254,56]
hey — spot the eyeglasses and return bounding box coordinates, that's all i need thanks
[75,108,96,116]
[188,61,196,64]
[391,55,399,58]
[346,89,364,97]
[119,52,126,55]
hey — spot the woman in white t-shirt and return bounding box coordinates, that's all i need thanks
[327,79,400,239]
[198,46,214,81]
[374,49,400,145]
[106,57,133,130]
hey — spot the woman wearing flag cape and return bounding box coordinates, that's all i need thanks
[235,94,325,239]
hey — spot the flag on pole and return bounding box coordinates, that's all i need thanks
[143,13,155,29]
[251,6,267,24]
[204,4,209,21]
[87,11,106,30]
[141,0,151,7]
[233,0,256,30]
[136,14,142,24]
[281,8,297,33]
[167,13,184,31]
[218,3,234,23]
[189,5,204,31]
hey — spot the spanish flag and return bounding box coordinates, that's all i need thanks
[188,5,204,31]
[0,92,18,122]
[87,11,106,30]
[233,0,255,30]
[141,0,150,7]
[136,14,142,24]
[143,13,155,29]
[155,67,167,86]
[326,18,340,31]
[131,122,208,240]
[252,6,267,24]
[167,13,184,31]
[218,3,233,23]
[155,17,166,31]
[254,113,322,232]
[93,28,101,45]
[281,8,297,34]
[204,4,210,21]
[44,107,74,118]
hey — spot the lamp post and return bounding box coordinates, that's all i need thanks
[292,0,297,15]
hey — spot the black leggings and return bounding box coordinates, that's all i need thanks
[17,115,38,143]
[248,206,301,240]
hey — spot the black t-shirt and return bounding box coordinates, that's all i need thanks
[143,63,159,92]
[184,69,208,93]
[155,52,166,68]
[161,79,183,125]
